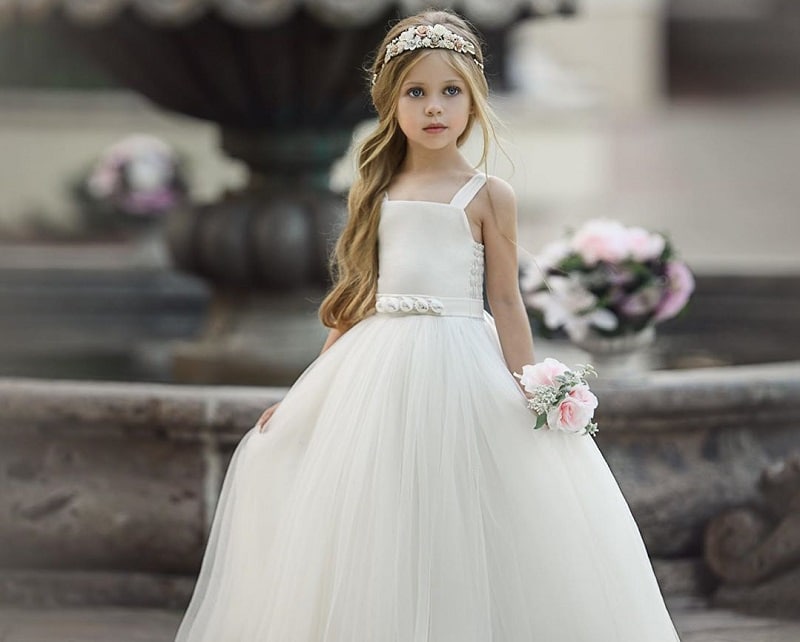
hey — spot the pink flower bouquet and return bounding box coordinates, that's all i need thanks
[85,134,187,218]
[521,219,695,341]
[515,358,599,436]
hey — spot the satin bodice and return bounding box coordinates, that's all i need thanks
[376,174,486,309]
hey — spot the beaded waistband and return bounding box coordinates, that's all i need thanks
[375,294,484,319]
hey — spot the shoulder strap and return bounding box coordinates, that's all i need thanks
[449,173,487,209]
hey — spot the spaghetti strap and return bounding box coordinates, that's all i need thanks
[449,173,487,209]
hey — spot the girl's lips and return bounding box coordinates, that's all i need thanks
[424,125,447,133]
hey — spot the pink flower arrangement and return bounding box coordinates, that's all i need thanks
[516,358,599,436]
[522,218,695,340]
[85,134,187,218]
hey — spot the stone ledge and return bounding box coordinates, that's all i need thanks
[0,377,283,443]
[2,360,799,439]
[593,361,800,433]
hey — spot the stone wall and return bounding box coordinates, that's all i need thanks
[1,362,799,606]
[593,363,800,556]
[0,379,279,606]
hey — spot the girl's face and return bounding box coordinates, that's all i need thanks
[395,51,472,154]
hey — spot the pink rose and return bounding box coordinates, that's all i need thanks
[626,226,666,262]
[654,261,695,321]
[517,357,569,392]
[547,385,598,433]
[571,219,630,266]
[568,384,599,410]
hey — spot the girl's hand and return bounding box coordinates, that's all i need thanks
[256,402,281,432]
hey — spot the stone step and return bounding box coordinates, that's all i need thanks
[0,267,209,354]
[0,570,193,610]
[1,600,800,642]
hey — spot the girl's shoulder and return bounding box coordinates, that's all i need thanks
[482,174,515,202]
[473,173,517,220]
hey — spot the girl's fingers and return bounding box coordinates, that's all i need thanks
[256,404,279,432]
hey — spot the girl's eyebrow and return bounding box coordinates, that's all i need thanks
[402,78,464,86]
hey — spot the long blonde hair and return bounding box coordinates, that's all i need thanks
[319,9,500,331]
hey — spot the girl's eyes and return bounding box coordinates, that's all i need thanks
[406,86,462,98]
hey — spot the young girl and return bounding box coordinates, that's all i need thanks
[176,10,681,642]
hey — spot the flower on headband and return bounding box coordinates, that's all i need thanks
[374,23,484,85]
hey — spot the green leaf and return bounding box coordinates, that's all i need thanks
[558,255,586,272]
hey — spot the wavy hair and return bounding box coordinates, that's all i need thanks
[319,9,501,330]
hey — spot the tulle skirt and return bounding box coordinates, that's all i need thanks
[175,312,681,641]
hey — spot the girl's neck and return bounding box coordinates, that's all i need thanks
[399,144,473,176]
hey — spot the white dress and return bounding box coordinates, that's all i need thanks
[175,173,681,642]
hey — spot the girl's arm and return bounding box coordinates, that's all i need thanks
[481,177,536,379]
[320,326,345,353]
[256,325,345,431]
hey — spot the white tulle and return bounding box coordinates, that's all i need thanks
[175,174,681,641]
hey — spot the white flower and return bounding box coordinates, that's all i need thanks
[128,154,170,191]
[526,275,595,329]
[520,240,572,292]
[519,260,545,292]
[526,274,618,340]
[564,308,618,341]
[540,239,572,266]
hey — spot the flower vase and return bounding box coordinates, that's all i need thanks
[571,325,656,379]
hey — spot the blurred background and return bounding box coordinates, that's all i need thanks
[0,0,798,385]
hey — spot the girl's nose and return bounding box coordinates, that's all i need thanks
[425,103,443,116]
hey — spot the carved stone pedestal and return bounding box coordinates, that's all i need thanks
[704,452,800,619]
[172,289,330,386]
[165,171,341,385]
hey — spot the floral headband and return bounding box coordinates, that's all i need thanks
[372,23,484,86]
